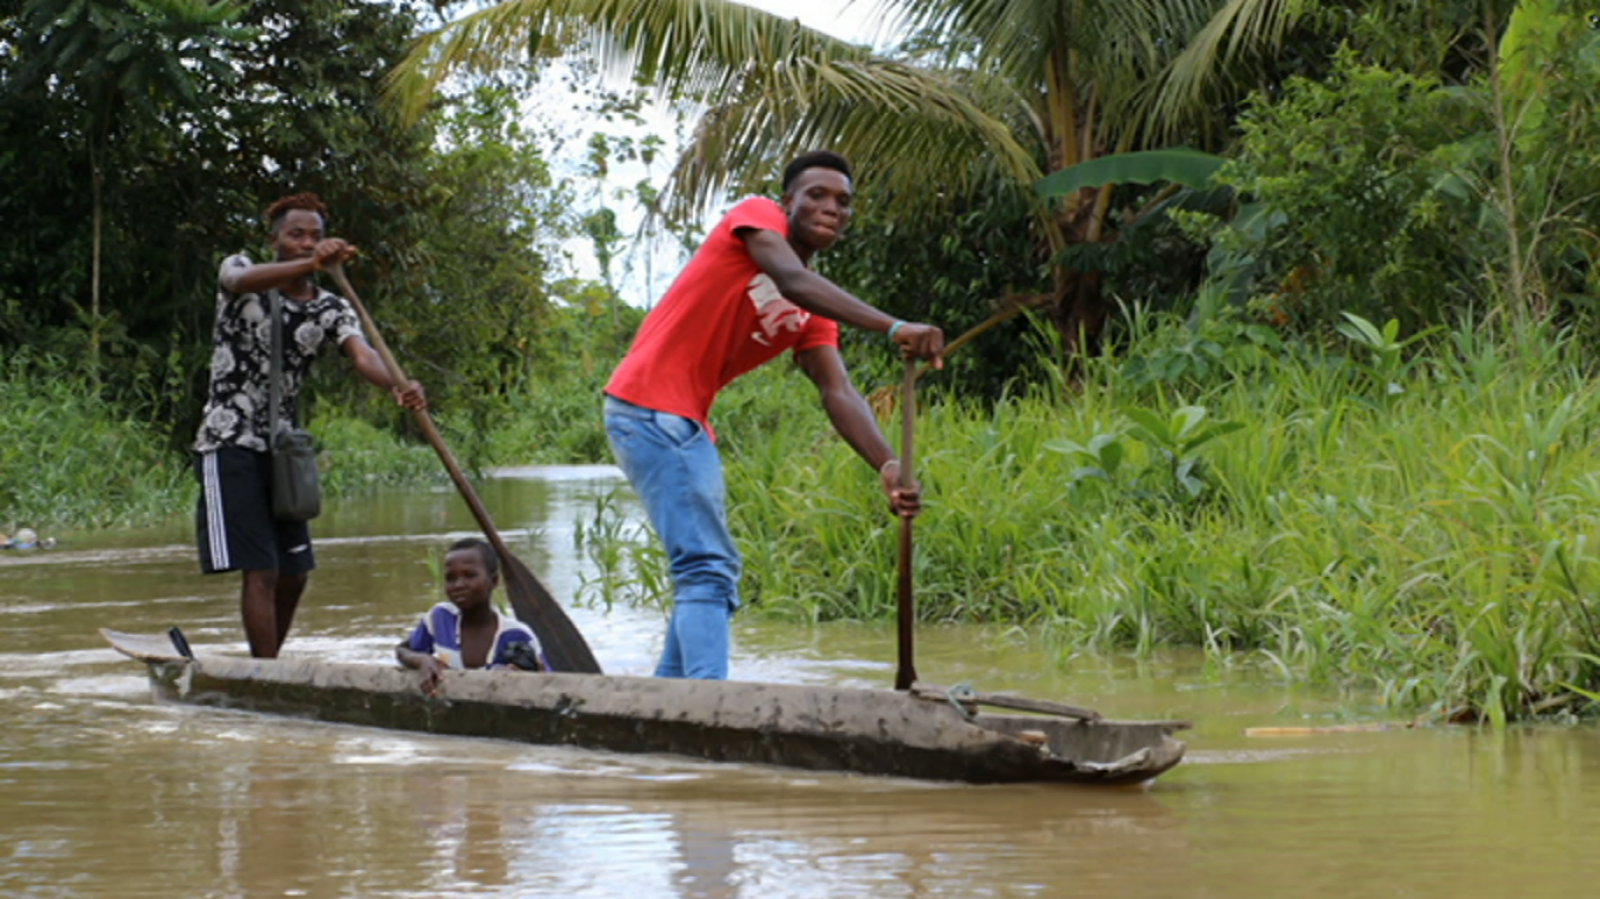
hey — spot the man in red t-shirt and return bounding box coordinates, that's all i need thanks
[603,150,944,679]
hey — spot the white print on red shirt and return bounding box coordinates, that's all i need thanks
[747,273,811,345]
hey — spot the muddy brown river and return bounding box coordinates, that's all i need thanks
[3,466,1598,897]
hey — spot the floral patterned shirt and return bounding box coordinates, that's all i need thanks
[193,254,364,453]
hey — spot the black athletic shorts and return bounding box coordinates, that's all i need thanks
[194,448,316,575]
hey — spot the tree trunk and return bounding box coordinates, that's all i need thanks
[1055,268,1107,360]
[1049,185,1112,365]
[90,141,103,389]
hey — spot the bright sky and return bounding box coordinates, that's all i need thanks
[740,0,886,44]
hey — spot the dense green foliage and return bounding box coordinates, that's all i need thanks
[1199,53,1487,335]
[4,0,428,410]
[1181,0,1600,355]
[0,0,594,456]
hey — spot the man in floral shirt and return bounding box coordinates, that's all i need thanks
[194,192,425,658]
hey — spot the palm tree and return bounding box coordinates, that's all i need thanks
[389,0,1310,355]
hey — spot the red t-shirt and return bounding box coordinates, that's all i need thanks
[605,197,839,430]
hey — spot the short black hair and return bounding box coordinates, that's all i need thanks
[447,537,500,579]
[782,151,852,192]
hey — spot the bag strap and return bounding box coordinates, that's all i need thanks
[268,289,285,439]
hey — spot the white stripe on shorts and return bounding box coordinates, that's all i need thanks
[200,452,230,571]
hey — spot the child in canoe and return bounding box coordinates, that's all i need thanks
[396,537,544,694]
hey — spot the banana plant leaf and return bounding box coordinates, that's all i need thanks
[1034,148,1227,198]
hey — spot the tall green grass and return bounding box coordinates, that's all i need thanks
[0,353,192,529]
[1,353,448,531]
[489,360,613,465]
[579,314,1600,722]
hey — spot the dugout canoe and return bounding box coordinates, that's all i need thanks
[101,628,1189,786]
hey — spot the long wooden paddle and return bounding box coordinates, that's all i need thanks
[328,263,602,674]
[894,361,918,691]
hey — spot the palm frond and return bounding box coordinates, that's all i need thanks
[886,0,1068,81]
[1146,0,1312,140]
[668,54,1040,219]
[385,0,872,124]
[876,0,1277,155]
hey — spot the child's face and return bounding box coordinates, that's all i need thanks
[443,548,497,611]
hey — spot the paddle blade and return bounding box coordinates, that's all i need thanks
[501,553,602,674]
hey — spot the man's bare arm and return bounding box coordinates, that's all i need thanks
[741,228,945,365]
[219,240,356,295]
[341,337,427,409]
[795,345,921,517]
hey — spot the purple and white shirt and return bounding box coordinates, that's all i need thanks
[404,602,543,670]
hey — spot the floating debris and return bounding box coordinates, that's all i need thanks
[1,528,56,550]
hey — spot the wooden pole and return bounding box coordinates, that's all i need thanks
[895,362,918,691]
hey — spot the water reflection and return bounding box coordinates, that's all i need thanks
[5,466,1600,898]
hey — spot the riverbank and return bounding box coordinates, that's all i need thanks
[0,353,608,533]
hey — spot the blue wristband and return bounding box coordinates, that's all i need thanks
[887,320,905,341]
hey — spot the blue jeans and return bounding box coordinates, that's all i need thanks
[604,395,740,679]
